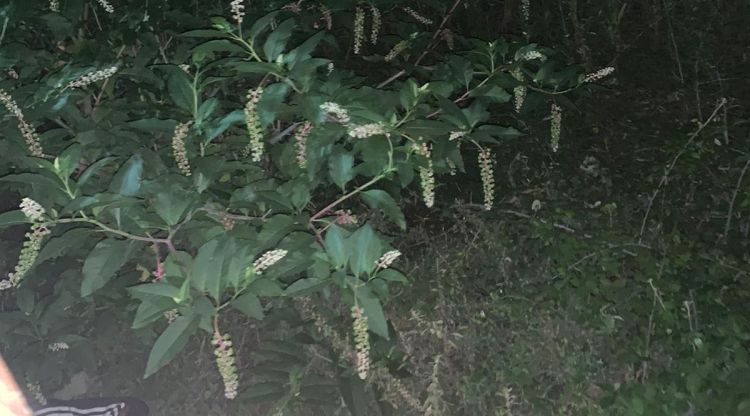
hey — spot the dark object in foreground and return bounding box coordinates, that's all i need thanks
[32,397,149,416]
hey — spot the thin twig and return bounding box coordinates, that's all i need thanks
[722,158,750,241]
[377,0,463,89]
[638,98,727,241]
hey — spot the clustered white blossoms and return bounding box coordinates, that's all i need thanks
[20,198,45,222]
[370,6,381,45]
[320,101,350,124]
[522,51,546,61]
[584,66,615,83]
[0,89,44,157]
[1,199,51,291]
[415,142,436,208]
[294,121,313,168]
[402,6,432,25]
[230,0,245,24]
[212,331,239,399]
[49,0,59,12]
[376,250,402,269]
[384,40,409,62]
[511,68,526,113]
[171,121,192,176]
[96,0,114,14]
[326,62,335,75]
[26,381,46,406]
[353,7,365,54]
[351,305,370,380]
[253,249,288,275]
[243,87,265,161]
[449,131,466,141]
[478,147,495,210]
[550,103,562,152]
[347,122,387,139]
[66,65,118,89]
[48,342,70,352]
[6,68,19,79]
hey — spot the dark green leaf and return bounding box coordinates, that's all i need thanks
[360,189,406,230]
[109,155,143,197]
[0,210,28,228]
[232,293,264,320]
[329,152,354,190]
[144,315,198,378]
[347,225,381,277]
[356,291,389,339]
[324,225,348,268]
[81,238,137,296]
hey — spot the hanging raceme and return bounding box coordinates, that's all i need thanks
[212,331,239,399]
[402,6,433,25]
[96,0,115,13]
[478,147,495,210]
[511,68,526,113]
[1,198,51,291]
[550,103,562,152]
[353,6,365,54]
[351,305,370,380]
[0,89,44,157]
[66,65,119,89]
[171,121,192,176]
[415,142,436,208]
[370,5,381,45]
[294,121,313,168]
[243,87,265,161]
[230,0,245,24]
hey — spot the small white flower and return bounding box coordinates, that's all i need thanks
[253,249,288,274]
[376,250,402,269]
[320,102,350,124]
[96,0,114,14]
[584,66,615,83]
[48,342,70,352]
[66,65,118,89]
[20,198,45,222]
[522,51,546,61]
[531,199,542,212]
[348,123,387,139]
[230,0,245,24]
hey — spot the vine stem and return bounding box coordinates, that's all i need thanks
[51,217,172,246]
[638,98,727,241]
[722,157,750,242]
[308,175,385,245]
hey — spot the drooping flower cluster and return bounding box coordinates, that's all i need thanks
[320,102,350,124]
[376,250,402,269]
[370,6,381,45]
[347,122,387,139]
[294,121,313,168]
[0,89,44,157]
[584,66,615,83]
[315,3,333,30]
[48,342,70,352]
[522,51,546,61]
[351,305,370,380]
[253,249,288,275]
[521,0,530,22]
[511,68,525,113]
[96,0,114,14]
[212,331,239,399]
[550,103,562,152]
[66,65,118,89]
[384,40,409,62]
[243,87,265,161]
[1,199,51,291]
[415,142,435,208]
[171,121,192,176]
[402,7,432,25]
[478,147,495,210]
[449,131,466,141]
[353,7,365,54]
[20,198,45,222]
[6,68,19,79]
[230,0,245,24]
[49,0,59,12]
[26,381,46,406]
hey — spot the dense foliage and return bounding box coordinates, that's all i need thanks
[1,0,749,415]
